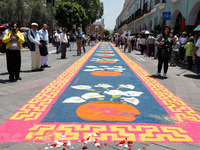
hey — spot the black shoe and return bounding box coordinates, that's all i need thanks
[9,77,15,82]
[40,65,45,68]
[37,68,44,71]
[43,65,50,68]
[16,77,22,80]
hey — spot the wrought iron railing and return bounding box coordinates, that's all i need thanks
[155,0,166,6]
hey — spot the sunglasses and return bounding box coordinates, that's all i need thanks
[13,26,18,28]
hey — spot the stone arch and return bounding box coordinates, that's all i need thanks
[148,20,152,31]
[187,1,200,26]
[169,10,182,28]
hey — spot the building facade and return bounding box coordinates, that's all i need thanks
[86,19,105,37]
[115,0,200,34]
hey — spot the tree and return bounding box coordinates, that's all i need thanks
[55,1,88,30]
[104,29,111,37]
[62,0,104,27]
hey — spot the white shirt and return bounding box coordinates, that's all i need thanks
[28,29,40,51]
[60,32,68,43]
[39,29,49,44]
[179,36,187,47]
[55,32,61,42]
[195,38,200,57]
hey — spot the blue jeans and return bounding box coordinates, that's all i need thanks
[56,42,61,53]
[195,55,200,74]
[148,44,154,57]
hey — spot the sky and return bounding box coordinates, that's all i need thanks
[100,0,124,30]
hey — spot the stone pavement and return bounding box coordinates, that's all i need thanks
[0,42,200,150]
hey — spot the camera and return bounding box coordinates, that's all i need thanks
[12,29,16,34]
[161,39,170,49]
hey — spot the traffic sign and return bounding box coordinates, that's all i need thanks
[162,12,171,20]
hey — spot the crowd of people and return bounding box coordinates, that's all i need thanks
[111,27,200,78]
[53,25,102,57]
[1,22,200,81]
[0,22,100,82]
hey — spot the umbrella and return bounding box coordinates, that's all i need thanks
[121,34,124,37]
[0,26,7,30]
[140,30,150,35]
[20,27,29,31]
[194,24,200,32]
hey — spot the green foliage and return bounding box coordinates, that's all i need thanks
[104,29,111,37]
[0,0,54,32]
[55,1,88,30]
[60,0,104,27]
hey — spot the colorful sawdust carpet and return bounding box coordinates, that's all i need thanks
[0,42,200,143]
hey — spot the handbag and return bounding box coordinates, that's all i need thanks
[0,43,6,53]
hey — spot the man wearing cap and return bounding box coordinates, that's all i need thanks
[60,28,68,59]
[28,23,43,71]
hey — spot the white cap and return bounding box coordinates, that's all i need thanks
[31,23,38,26]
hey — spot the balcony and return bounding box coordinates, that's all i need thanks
[135,9,143,19]
[155,0,166,9]
[143,2,151,14]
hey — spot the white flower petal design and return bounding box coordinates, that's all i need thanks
[71,85,92,90]
[100,66,109,68]
[83,68,104,71]
[81,93,105,100]
[126,91,143,97]
[121,97,140,105]
[63,97,86,103]
[85,66,98,68]
[119,84,135,90]
[104,90,129,96]
[94,84,113,88]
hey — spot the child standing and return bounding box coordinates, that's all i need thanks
[185,36,195,69]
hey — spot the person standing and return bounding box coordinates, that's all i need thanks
[185,36,195,69]
[140,34,146,55]
[55,29,61,54]
[82,33,86,53]
[69,31,76,51]
[146,34,155,57]
[75,27,82,56]
[39,24,50,68]
[2,22,25,81]
[170,35,180,66]
[60,28,68,59]
[123,34,128,52]
[155,26,173,78]
[192,33,200,77]
[28,23,43,72]
[179,31,188,62]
